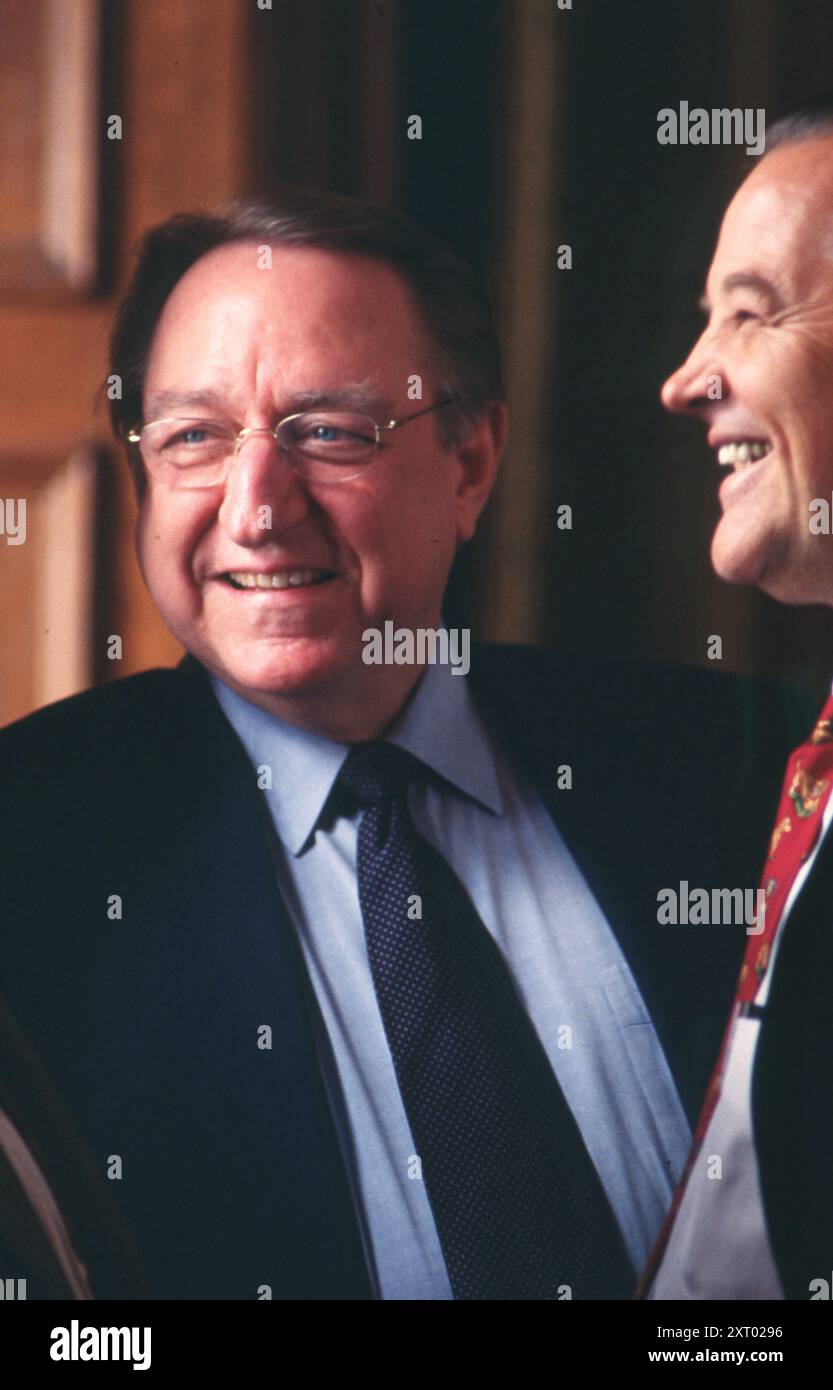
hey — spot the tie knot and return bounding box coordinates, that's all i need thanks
[336,741,423,812]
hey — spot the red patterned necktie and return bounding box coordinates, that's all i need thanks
[638,692,833,1295]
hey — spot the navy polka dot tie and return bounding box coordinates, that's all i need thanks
[335,740,634,1300]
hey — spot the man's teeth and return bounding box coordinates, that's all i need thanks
[717,441,772,467]
[226,568,330,590]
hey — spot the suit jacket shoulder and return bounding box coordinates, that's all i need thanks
[0,660,374,1298]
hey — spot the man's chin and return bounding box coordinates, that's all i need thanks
[710,525,809,604]
[206,639,354,702]
[710,523,774,591]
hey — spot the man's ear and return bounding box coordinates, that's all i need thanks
[454,400,509,544]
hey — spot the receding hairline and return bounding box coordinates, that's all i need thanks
[153,234,441,322]
[765,107,833,154]
[738,110,833,185]
[738,130,833,235]
[140,238,444,417]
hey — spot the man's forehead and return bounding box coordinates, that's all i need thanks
[144,240,431,407]
[167,239,417,317]
[150,241,427,360]
[710,139,833,290]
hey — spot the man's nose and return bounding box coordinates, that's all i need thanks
[217,432,310,541]
[660,328,722,416]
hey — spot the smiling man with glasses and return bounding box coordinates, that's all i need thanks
[116,207,505,741]
[0,188,801,1301]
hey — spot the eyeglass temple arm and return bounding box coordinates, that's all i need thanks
[381,398,455,434]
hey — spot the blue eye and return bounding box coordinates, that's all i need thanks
[163,422,225,448]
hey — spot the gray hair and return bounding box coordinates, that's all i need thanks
[765,101,833,154]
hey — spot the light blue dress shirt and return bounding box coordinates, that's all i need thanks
[209,658,690,1300]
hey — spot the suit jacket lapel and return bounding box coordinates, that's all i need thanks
[168,656,374,1298]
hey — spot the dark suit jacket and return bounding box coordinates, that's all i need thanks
[0,645,799,1298]
[0,989,149,1298]
[753,769,833,1301]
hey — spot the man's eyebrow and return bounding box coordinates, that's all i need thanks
[288,385,392,414]
[697,272,783,315]
[143,388,230,419]
[143,384,392,420]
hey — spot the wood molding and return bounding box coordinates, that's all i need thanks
[478,0,563,644]
[0,0,101,302]
[0,448,98,727]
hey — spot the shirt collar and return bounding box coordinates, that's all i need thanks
[207,652,503,856]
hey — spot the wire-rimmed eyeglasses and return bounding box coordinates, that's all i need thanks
[126,399,456,488]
